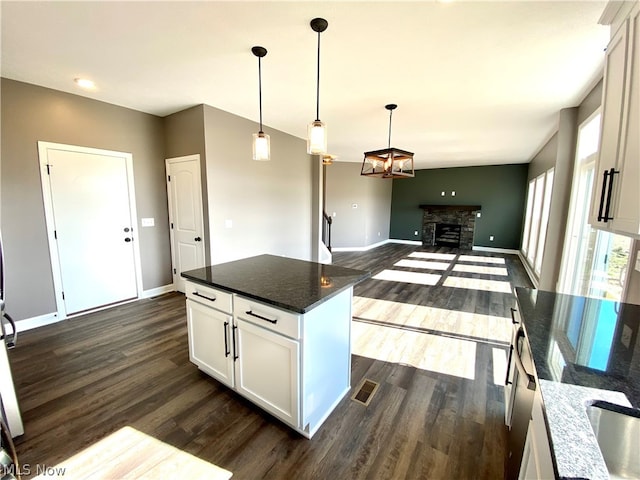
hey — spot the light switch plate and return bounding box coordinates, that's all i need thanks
[141,217,154,227]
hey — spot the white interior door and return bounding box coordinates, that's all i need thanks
[39,142,141,317]
[166,155,205,292]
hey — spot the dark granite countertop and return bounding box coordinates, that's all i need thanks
[515,287,640,408]
[181,254,370,314]
[515,287,640,479]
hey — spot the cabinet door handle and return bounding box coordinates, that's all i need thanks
[603,168,619,222]
[514,327,536,391]
[597,169,609,222]
[510,307,519,325]
[245,310,278,324]
[505,344,514,387]
[223,321,230,357]
[232,324,239,361]
[192,291,216,303]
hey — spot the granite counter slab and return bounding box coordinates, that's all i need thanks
[515,287,640,480]
[181,254,370,314]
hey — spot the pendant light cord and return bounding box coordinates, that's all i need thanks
[258,56,263,132]
[388,108,393,149]
[316,30,321,122]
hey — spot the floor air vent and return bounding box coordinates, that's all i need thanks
[351,379,379,406]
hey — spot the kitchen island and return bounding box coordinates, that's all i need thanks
[181,254,369,438]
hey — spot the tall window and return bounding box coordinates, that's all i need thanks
[559,111,632,301]
[521,168,554,277]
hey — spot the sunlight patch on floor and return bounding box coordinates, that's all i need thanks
[352,321,477,379]
[453,264,508,276]
[492,348,508,386]
[458,255,506,265]
[353,296,511,343]
[443,276,512,293]
[394,259,450,270]
[408,252,456,261]
[372,269,441,285]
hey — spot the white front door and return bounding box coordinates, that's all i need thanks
[39,142,141,317]
[166,155,205,292]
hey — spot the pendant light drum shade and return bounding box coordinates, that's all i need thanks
[307,18,328,155]
[252,46,270,161]
[361,104,414,178]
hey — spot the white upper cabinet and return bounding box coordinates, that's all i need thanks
[590,3,640,237]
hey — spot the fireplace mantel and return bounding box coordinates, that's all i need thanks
[418,205,481,212]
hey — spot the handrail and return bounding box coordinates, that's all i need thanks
[322,211,332,252]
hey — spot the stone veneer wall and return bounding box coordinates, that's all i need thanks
[420,206,480,250]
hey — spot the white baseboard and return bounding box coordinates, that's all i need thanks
[141,284,175,298]
[389,239,422,245]
[472,246,520,255]
[332,239,392,252]
[15,312,61,332]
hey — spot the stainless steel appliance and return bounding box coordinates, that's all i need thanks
[0,230,24,439]
[505,307,537,480]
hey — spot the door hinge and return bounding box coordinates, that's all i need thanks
[171,222,174,229]
[167,175,171,182]
[173,268,177,274]
[62,291,65,300]
[46,164,51,175]
[54,230,57,239]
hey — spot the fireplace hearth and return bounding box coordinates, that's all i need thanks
[419,205,481,250]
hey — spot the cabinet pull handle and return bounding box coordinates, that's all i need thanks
[232,324,238,361]
[597,169,609,222]
[223,321,230,357]
[514,327,536,391]
[505,344,514,386]
[192,291,216,302]
[603,168,619,222]
[245,310,278,324]
[510,307,519,325]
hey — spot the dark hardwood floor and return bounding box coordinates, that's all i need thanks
[9,244,532,479]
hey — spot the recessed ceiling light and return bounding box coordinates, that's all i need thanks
[74,78,96,90]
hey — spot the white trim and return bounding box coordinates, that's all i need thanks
[472,246,520,255]
[331,239,393,252]
[388,239,422,246]
[37,141,144,320]
[141,284,175,298]
[15,312,60,332]
[518,251,539,288]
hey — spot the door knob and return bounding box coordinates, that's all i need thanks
[194,236,202,242]
[124,237,132,242]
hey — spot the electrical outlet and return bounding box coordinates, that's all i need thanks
[451,191,456,196]
[414,230,419,236]
[476,212,481,218]
[441,191,445,196]
[489,235,494,241]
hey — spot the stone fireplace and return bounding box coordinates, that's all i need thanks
[419,205,481,250]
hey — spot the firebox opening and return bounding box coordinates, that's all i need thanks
[434,223,461,248]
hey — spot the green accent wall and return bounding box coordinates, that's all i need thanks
[390,164,529,249]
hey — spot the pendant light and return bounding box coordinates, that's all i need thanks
[307,18,328,155]
[361,104,415,178]
[252,46,270,161]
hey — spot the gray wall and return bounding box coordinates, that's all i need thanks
[0,78,171,322]
[325,162,393,249]
[389,164,528,249]
[202,105,313,263]
[528,80,603,291]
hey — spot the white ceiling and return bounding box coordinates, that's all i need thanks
[1,1,609,169]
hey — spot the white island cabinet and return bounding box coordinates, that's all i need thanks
[182,254,368,439]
